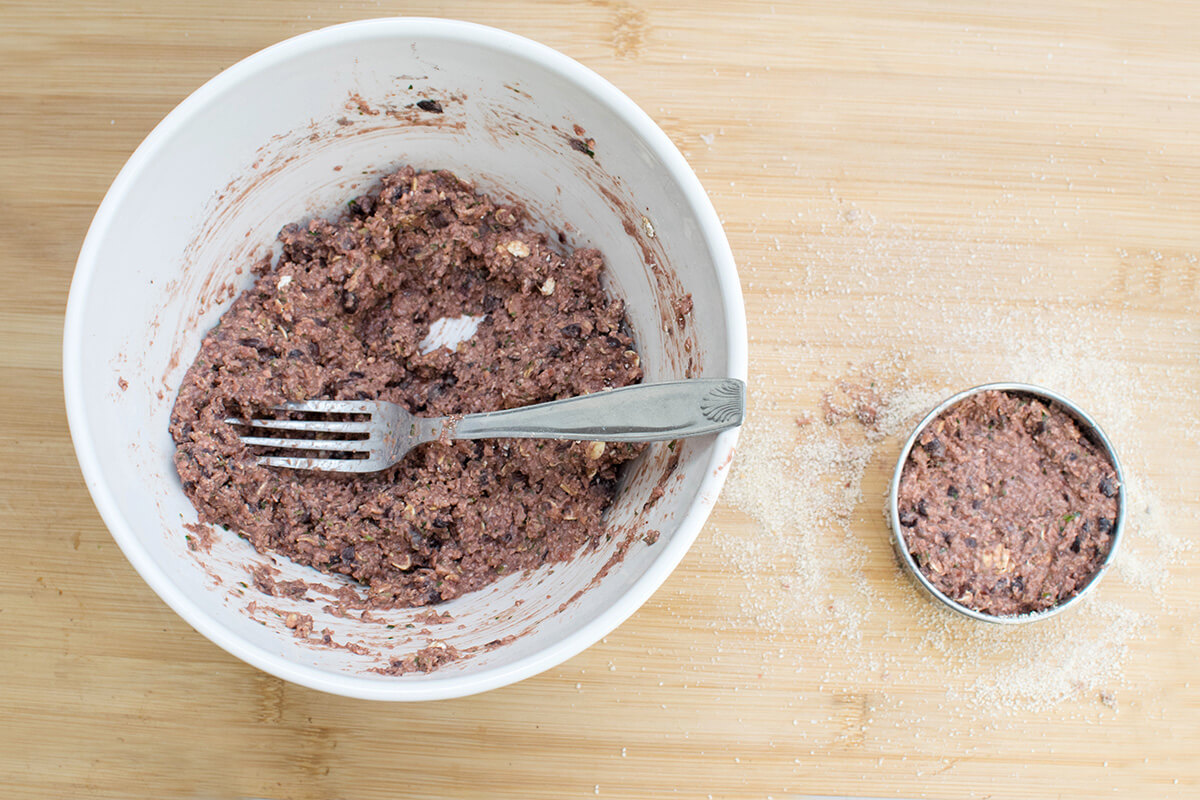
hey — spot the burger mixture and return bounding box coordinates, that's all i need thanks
[170,166,644,607]
[897,390,1120,616]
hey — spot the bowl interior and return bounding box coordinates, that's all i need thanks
[65,20,742,698]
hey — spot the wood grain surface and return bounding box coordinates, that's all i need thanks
[2,1,1199,798]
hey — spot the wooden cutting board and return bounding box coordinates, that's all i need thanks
[2,1,1198,798]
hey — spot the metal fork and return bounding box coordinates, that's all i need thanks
[227,378,745,473]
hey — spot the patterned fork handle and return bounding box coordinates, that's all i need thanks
[450,378,745,442]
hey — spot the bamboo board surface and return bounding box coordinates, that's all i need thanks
[1,1,1198,798]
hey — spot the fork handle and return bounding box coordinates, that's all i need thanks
[449,378,745,443]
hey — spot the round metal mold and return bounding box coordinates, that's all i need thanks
[886,382,1126,624]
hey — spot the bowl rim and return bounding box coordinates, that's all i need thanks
[62,17,748,701]
[886,382,1126,625]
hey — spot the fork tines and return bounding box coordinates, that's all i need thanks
[225,400,380,473]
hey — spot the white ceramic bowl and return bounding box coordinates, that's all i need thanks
[63,18,746,700]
